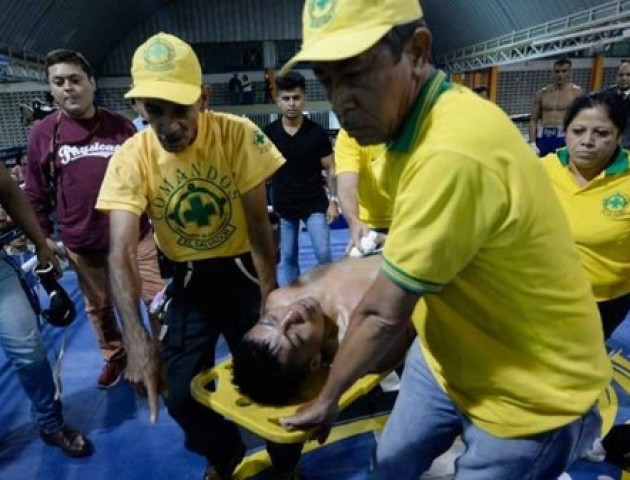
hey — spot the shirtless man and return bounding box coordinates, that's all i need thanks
[232,255,413,405]
[530,59,583,156]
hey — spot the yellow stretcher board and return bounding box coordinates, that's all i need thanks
[191,359,387,444]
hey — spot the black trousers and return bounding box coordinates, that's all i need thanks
[161,253,302,477]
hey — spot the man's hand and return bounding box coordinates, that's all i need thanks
[345,221,370,256]
[280,395,340,444]
[36,239,63,277]
[326,201,339,225]
[125,334,161,423]
[46,237,67,258]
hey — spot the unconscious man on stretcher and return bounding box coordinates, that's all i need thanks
[230,254,630,475]
[232,254,414,405]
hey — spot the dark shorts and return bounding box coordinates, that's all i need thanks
[536,126,566,156]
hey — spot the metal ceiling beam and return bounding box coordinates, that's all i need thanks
[438,0,630,72]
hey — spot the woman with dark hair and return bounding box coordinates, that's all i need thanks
[543,90,630,471]
[542,90,630,339]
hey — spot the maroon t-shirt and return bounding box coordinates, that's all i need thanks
[25,107,148,252]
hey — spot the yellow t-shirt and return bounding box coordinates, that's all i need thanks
[381,71,611,438]
[335,128,391,229]
[96,111,285,262]
[542,148,630,301]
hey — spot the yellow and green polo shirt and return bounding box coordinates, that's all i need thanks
[381,70,611,438]
[335,128,391,229]
[96,111,284,262]
[542,147,630,301]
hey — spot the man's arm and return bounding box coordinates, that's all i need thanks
[24,137,54,237]
[108,209,160,423]
[0,162,60,273]
[529,90,542,145]
[337,171,369,254]
[241,182,278,310]
[281,271,419,439]
[321,153,339,225]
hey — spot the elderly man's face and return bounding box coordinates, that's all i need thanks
[141,97,205,153]
[245,297,326,371]
[313,33,426,146]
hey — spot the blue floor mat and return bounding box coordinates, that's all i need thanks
[1,228,629,480]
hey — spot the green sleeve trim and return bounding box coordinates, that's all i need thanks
[382,257,444,294]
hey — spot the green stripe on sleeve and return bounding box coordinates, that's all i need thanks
[382,257,444,294]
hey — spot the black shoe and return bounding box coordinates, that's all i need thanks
[41,425,94,458]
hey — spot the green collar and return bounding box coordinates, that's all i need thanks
[556,147,629,176]
[388,70,451,153]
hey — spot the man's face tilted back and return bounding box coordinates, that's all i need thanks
[47,62,96,119]
[245,297,326,370]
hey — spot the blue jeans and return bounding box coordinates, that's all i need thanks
[372,344,601,480]
[0,255,63,434]
[279,213,332,285]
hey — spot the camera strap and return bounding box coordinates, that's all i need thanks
[44,109,102,209]
[44,112,62,208]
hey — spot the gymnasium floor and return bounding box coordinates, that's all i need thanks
[1,228,629,480]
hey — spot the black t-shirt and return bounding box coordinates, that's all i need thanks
[603,85,630,148]
[264,117,333,219]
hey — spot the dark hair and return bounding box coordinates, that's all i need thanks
[378,19,426,64]
[553,58,572,68]
[275,71,306,92]
[232,336,310,405]
[45,49,94,79]
[563,91,628,133]
[473,86,488,94]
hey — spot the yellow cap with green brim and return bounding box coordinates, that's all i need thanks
[125,32,202,106]
[281,0,423,75]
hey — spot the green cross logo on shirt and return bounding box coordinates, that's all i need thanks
[254,132,266,146]
[183,195,217,227]
[602,192,629,216]
[165,180,235,250]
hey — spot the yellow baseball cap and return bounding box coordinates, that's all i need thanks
[125,32,202,105]
[281,0,423,74]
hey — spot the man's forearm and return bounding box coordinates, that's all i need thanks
[109,250,147,343]
[319,272,418,402]
[337,174,360,227]
[371,324,415,372]
[321,312,408,402]
[528,121,538,143]
[242,183,279,305]
[249,221,277,304]
[0,166,48,249]
[2,188,48,249]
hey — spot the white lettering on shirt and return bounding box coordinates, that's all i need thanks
[58,143,121,165]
